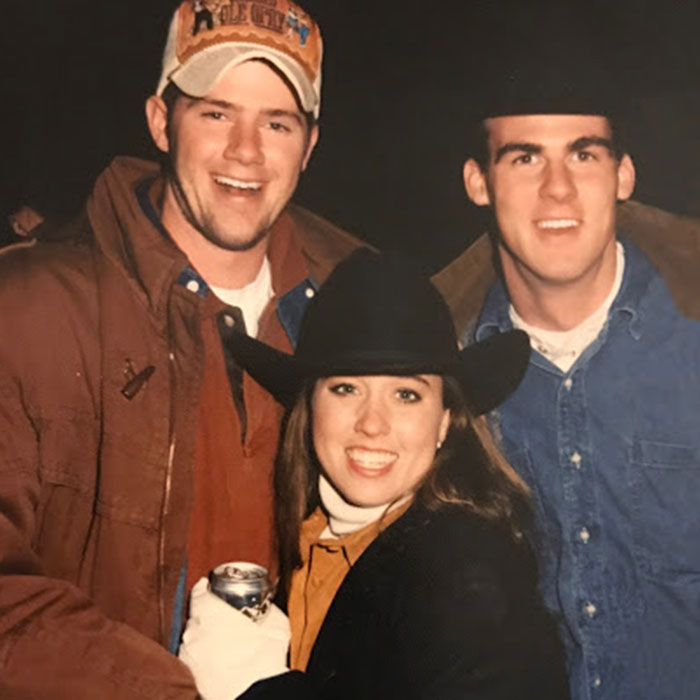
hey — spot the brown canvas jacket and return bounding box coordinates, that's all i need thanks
[0,157,365,699]
[433,200,700,336]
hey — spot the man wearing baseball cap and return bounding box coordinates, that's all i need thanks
[0,2,365,697]
[435,66,700,700]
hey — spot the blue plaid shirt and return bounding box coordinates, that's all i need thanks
[470,239,700,700]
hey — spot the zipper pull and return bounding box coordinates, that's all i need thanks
[121,365,156,400]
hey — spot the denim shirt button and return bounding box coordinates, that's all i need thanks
[564,378,573,390]
[305,286,316,299]
[584,602,597,617]
[570,452,582,468]
[592,676,602,688]
[579,528,591,543]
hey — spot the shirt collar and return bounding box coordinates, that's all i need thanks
[299,501,411,566]
[135,177,310,301]
[475,236,653,343]
[134,177,209,296]
[607,237,654,340]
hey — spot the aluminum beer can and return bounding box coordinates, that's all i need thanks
[209,561,274,622]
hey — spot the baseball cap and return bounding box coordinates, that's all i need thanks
[156,0,323,118]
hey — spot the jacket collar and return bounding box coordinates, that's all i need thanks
[85,157,367,323]
[86,157,189,319]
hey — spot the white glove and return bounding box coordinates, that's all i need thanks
[178,577,290,700]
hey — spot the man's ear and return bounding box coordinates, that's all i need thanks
[463,159,491,206]
[301,124,320,171]
[145,95,170,154]
[616,154,636,201]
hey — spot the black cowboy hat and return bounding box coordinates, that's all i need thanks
[226,249,530,415]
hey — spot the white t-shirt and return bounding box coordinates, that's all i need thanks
[209,257,274,339]
[510,242,625,373]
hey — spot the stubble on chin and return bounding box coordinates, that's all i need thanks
[166,167,271,253]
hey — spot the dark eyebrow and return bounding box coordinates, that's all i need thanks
[262,108,304,127]
[569,136,615,154]
[494,142,542,164]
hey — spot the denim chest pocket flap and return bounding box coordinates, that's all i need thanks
[633,440,700,468]
[630,439,700,583]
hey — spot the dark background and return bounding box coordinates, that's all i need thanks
[4,0,700,272]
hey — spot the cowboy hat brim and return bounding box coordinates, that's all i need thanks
[226,328,530,415]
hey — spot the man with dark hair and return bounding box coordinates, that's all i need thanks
[0,1,365,697]
[435,81,700,700]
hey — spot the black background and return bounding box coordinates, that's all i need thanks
[4,1,700,271]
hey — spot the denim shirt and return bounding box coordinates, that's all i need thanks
[469,239,700,700]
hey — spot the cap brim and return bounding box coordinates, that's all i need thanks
[168,44,319,117]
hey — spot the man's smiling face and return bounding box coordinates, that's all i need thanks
[154,59,317,252]
[464,114,635,294]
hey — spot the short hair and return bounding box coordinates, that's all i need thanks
[470,115,629,172]
[274,376,532,597]
[161,81,183,116]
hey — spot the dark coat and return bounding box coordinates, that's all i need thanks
[245,504,570,700]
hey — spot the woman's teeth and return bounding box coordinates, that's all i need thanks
[346,448,397,470]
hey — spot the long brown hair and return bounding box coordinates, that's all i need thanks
[274,375,531,596]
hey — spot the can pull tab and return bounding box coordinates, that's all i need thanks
[209,561,274,623]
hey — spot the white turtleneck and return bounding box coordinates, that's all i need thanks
[318,473,411,538]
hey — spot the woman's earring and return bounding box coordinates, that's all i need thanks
[436,440,443,450]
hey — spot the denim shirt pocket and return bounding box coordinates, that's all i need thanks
[630,439,700,583]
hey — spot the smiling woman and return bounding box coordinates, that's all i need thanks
[177,249,571,700]
[311,373,450,508]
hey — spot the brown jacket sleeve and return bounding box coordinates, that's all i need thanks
[0,380,197,699]
[0,245,199,699]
